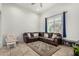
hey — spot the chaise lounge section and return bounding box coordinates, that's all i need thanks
[23,32,62,46]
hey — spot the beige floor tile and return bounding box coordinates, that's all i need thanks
[52,45,74,56]
[0,48,10,56]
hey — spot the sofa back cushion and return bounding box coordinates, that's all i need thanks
[48,33,53,38]
[39,32,44,37]
[23,33,28,36]
[30,33,34,37]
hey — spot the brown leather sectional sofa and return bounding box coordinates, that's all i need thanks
[23,32,62,46]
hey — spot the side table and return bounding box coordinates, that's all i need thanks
[75,41,79,46]
[62,38,76,47]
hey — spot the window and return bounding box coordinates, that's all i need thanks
[45,12,66,37]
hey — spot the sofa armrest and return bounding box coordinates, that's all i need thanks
[23,36,29,43]
[54,37,62,45]
[54,38,58,43]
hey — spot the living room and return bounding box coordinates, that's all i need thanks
[0,3,79,56]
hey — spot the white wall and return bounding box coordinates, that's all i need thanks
[40,3,79,41]
[0,4,1,11]
[0,4,2,48]
[1,4,40,43]
[0,4,1,34]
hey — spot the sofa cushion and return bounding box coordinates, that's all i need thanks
[39,32,44,37]
[44,33,48,38]
[47,33,53,38]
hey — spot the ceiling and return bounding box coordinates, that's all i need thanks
[16,3,56,14]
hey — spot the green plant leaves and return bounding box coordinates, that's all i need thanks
[73,46,79,56]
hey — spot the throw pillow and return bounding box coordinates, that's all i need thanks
[44,33,48,38]
[52,34,57,38]
[28,33,31,38]
[34,33,38,37]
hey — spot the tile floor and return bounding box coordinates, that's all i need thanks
[0,42,74,56]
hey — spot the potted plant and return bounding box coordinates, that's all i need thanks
[73,46,79,56]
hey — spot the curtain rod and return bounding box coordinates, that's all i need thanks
[46,11,68,19]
